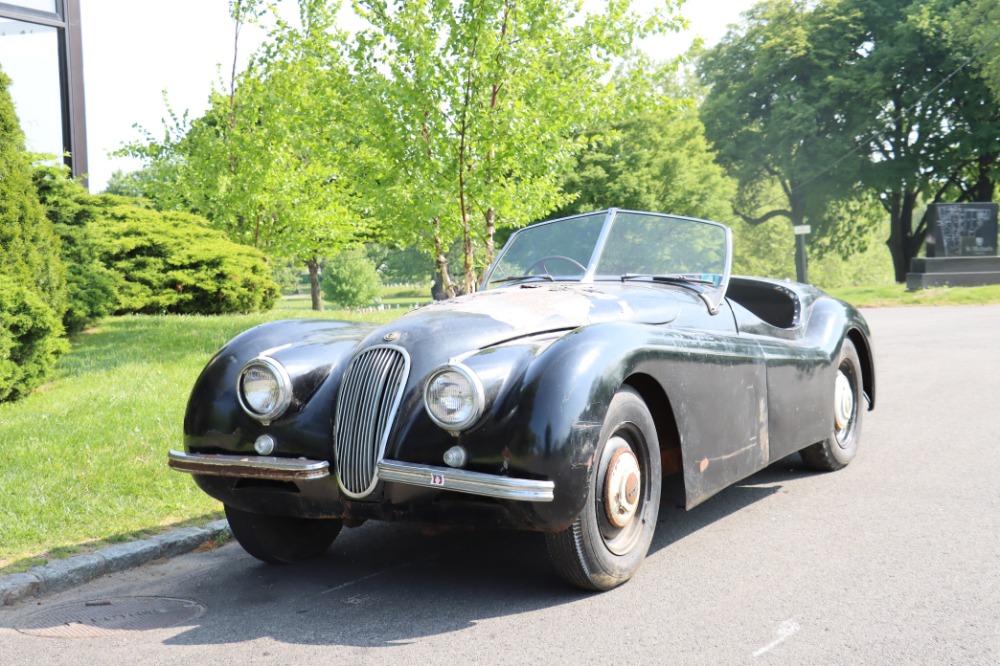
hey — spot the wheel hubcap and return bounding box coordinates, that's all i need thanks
[604,443,642,528]
[834,370,854,431]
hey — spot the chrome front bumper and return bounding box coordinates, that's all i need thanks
[167,450,554,503]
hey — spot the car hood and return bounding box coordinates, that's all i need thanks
[369,283,680,355]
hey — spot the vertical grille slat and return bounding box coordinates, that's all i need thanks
[334,346,410,498]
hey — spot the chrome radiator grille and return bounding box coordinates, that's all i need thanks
[334,345,410,498]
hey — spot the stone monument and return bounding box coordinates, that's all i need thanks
[906,202,1000,289]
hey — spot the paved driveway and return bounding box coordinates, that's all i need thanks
[1,305,998,665]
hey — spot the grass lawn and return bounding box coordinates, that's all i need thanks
[828,283,1000,307]
[0,299,404,573]
[2,281,998,573]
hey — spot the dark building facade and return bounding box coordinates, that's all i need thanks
[0,0,86,185]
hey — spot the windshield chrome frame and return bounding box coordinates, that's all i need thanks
[481,208,733,315]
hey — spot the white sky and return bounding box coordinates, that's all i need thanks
[78,0,756,191]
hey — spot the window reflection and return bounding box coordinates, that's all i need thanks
[6,1,58,13]
[0,18,63,159]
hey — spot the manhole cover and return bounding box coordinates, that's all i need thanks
[16,596,206,639]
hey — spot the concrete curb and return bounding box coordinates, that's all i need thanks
[0,520,231,607]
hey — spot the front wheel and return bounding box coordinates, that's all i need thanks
[800,338,864,471]
[546,387,662,591]
[224,505,343,564]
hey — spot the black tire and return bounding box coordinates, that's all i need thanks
[800,338,864,471]
[224,505,343,564]
[545,386,662,591]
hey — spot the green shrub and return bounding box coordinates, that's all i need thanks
[0,277,68,401]
[0,65,68,402]
[33,163,280,318]
[91,202,280,315]
[33,164,122,333]
[321,248,382,308]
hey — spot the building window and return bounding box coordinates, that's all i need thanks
[0,0,87,186]
[0,19,63,159]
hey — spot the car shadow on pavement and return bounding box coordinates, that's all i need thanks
[651,452,814,557]
[152,456,817,648]
[160,522,574,648]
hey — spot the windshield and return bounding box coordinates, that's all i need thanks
[483,209,732,312]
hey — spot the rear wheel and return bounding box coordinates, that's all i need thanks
[546,387,662,591]
[224,505,343,564]
[800,338,864,471]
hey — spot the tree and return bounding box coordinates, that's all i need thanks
[837,0,1000,281]
[366,243,434,286]
[698,0,868,283]
[350,0,684,295]
[36,163,279,318]
[699,0,1000,283]
[120,0,367,310]
[0,66,68,401]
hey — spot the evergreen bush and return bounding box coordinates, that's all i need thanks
[0,66,68,401]
[33,164,121,333]
[34,164,280,318]
[90,200,280,315]
[0,278,68,401]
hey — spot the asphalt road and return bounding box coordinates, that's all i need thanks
[2,305,998,665]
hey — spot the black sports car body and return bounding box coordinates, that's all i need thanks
[170,209,875,590]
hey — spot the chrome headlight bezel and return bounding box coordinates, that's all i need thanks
[423,362,486,433]
[237,356,293,423]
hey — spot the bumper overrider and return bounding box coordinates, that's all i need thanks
[167,450,555,503]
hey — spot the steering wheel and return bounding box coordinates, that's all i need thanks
[526,255,587,275]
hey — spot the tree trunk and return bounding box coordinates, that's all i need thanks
[307,259,323,311]
[885,190,920,283]
[480,207,497,283]
[972,153,996,202]
[434,242,457,299]
[433,219,458,299]
[484,207,496,263]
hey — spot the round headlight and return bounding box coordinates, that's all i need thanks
[424,364,485,432]
[237,357,292,422]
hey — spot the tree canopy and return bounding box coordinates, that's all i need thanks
[699,0,1000,282]
[115,0,1000,290]
[349,0,684,294]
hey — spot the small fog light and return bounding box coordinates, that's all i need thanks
[254,434,276,456]
[443,445,468,468]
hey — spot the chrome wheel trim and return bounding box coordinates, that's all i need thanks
[604,444,642,529]
[597,432,648,556]
[834,370,854,432]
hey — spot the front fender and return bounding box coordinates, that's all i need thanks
[489,324,655,529]
[183,319,377,460]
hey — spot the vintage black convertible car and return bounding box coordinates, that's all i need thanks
[169,209,875,590]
